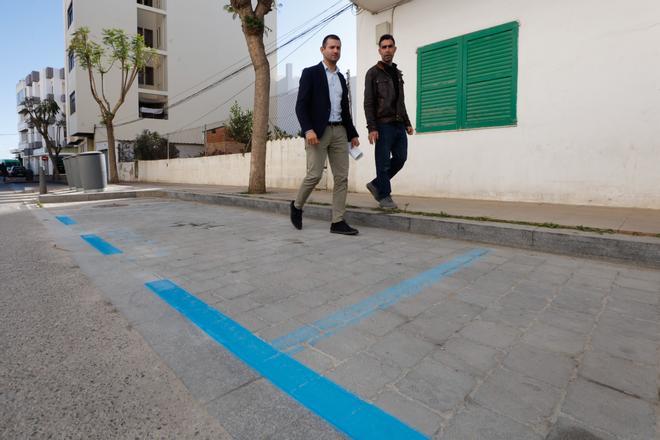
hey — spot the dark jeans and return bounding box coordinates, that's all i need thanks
[371,122,407,199]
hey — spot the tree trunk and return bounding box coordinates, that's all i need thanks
[45,145,59,180]
[105,121,119,183]
[245,33,270,194]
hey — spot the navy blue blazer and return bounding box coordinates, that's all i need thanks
[295,62,359,141]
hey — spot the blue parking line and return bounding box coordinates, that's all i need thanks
[272,248,489,354]
[81,234,122,255]
[56,215,77,225]
[145,279,428,440]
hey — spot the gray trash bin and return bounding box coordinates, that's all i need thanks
[68,154,82,190]
[62,156,75,189]
[78,151,107,192]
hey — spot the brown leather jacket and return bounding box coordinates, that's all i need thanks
[364,61,411,132]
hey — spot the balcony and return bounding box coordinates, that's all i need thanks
[350,0,412,13]
[137,0,166,11]
[138,8,166,50]
[18,120,28,132]
[139,92,168,120]
[138,54,167,92]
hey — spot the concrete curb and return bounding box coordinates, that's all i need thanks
[39,189,660,268]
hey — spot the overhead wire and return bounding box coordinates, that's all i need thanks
[164,3,350,136]
[114,2,353,129]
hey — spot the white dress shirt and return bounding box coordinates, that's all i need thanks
[323,61,342,123]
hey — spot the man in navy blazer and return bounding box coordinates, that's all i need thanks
[290,34,361,235]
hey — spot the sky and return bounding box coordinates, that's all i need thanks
[0,0,357,159]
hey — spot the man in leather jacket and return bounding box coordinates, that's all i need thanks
[364,34,414,209]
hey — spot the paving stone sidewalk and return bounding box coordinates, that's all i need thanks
[36,197,659,439]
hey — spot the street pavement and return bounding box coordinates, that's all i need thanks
[3,192,659,439]
[0,198,231,438]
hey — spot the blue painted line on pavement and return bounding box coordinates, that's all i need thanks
[81,234,123,255]
[272,248,489,354]
[56,215,77,225]
[145,279,428,440]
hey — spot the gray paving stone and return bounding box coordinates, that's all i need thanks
[546,416,617,440]
[606,296,660,322]
[233,309,270,332]
[292,347,336,372]
[134,313,259,404]
[580,351,657,401]
[590,328,657,365]
[216,295,262,316]
[472,367,561,433]
[454,285,502,307]
[312,327,377,361]
[537,306,596,334]
[367,330,436,369]
[552,286,605,315]
[480,304,539,329]
[374,390,443,437]
[325,352,402,400]
[503,343,575,388]
[431,337,501,376]
[498,290,550,312]
[267,413,346,440]
[458,319,520,349]
[561,379,656,440]
[523,322,586,355]
[597,309,660,342]
[610,284,659,305]
[614,275,660,293]
[402,299,484,344]
[356,310,408,337]
[389,287,449,319]
[439,403,543,440]
[205,378,328,440]
[396,358,475,413]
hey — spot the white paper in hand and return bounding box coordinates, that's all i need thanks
[348,143,363,160]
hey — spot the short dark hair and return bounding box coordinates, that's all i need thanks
[322,34,341,47]
[379,34,395,46]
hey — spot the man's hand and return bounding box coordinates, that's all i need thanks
[350,137,360,148]
[368,130,379,145]
[406,126,414,135]
[305,130,319,145]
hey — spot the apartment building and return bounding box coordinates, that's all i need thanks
[63,0,277,162]
[16,67,68,175]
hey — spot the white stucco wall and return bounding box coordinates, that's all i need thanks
[119,138,333,190]
[353,0,660,208]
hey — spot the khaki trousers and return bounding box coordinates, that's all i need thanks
[295,125,349,223]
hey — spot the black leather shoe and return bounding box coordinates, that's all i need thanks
[290,201,302,230]
[330,220,358,235]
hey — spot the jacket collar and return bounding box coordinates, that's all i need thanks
[376,60,399,71]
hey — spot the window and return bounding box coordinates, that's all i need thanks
[138,66,155,86]
[68,50,75,71]
[137,27,154,48]
[138,0,154,7]
[417,21,519,133]
[69,91,76,114]
[67,2,73,28]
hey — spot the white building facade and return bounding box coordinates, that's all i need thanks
[351,0,660,209]
[63,0,277,161]
[16,67,68,175]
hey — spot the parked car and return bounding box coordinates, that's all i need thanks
[6,166,34,181]
[8,166,27,177]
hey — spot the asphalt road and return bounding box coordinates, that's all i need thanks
[0,198,231,439]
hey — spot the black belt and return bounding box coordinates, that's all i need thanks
[328,121,343,126]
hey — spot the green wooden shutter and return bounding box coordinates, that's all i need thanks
[417,38,461,132]
[462,22,518,129]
